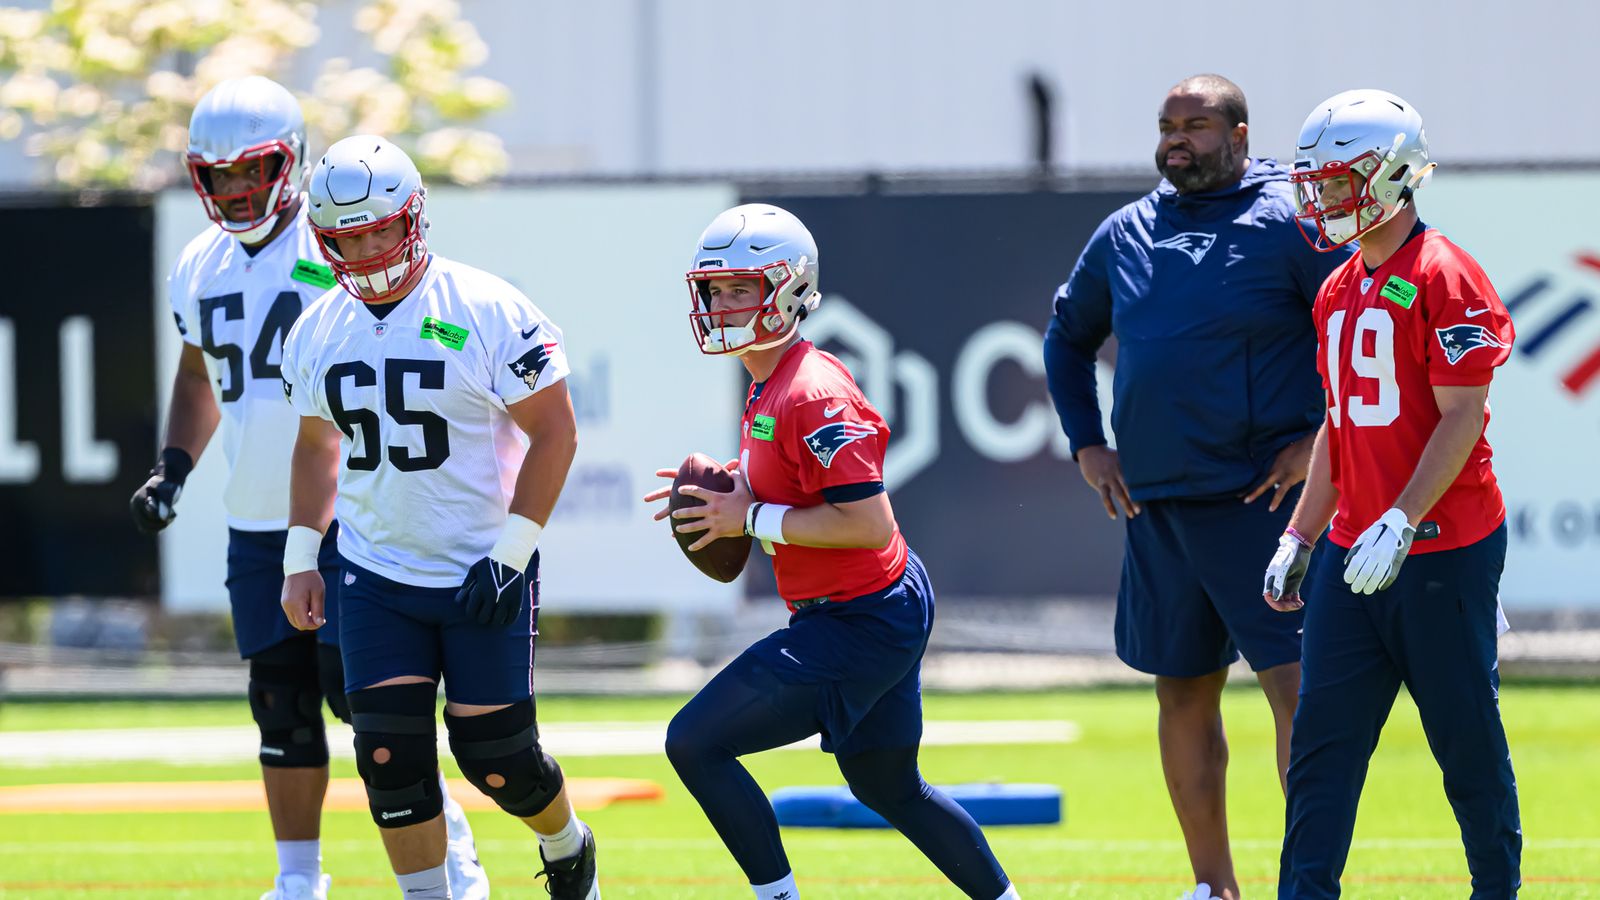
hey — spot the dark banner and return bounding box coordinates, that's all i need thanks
[0,199,159,597]
[741,190,1146,598]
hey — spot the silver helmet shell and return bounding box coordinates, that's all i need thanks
[305,135,430,303]
[186,76,307,244]
[685,203,821,356]
[1291,89,1434,251]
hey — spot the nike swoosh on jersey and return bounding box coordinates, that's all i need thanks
[823,404,846,418]
[779,648,803,665]
[520,326,538,339]
[1464,307,1491,318]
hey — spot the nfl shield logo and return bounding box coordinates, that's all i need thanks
[373,322,388,337]
[1360,277,1374,294]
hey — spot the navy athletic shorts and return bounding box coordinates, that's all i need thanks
[226,522,342,658]
[338,552,540,705]
[744,548,934,757]
[1117,489,1310,677]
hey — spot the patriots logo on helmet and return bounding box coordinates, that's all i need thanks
[802,420,878,468]
[507,341,560,389]
[1436,324,1508,365]
[1153,231,1217,264]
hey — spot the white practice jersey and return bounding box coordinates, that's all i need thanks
[169,205,338,530]
[281,255,570,588]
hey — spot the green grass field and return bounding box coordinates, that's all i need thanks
[2,684,1597,898]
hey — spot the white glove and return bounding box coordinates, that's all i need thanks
[1343,507,1416,595]
[1263,531,1314,610]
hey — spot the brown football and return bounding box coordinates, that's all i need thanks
[668,452,752,583]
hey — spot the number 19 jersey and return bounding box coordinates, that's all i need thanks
[1314,226,1516,553]
[280,255,570,587]
[168,205,333,529]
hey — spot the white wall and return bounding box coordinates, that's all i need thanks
[4,0,1598,186]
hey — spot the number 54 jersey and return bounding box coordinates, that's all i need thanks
[168,204,334,529]
[1315,226,1516,553]
[280,255,570,587]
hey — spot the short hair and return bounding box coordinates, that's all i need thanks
[1168,73,1249,129]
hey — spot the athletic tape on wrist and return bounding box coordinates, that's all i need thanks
[752,503,791,545]
[283,525,325,576]
[1285,526,1315,549]
[489,513,543,572]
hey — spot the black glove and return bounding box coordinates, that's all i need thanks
[129,447,194,534]
[453,556,529,627]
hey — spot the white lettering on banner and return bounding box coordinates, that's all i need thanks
[953,321,1063,463]
[0,319,41,483]
[60,316,118,483]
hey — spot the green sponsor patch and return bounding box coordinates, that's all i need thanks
[751,414,776,442]
[420,316,469,350]
[291,259,336,290]
[1379,275,1418,309]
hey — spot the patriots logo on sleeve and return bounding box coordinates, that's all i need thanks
[802,420,878,468]
[172,311,188,336]
[281,374,293,401]
[507,341,560,390]
[1436,324,1508,365]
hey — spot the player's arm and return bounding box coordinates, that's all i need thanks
[1391,384,1490,525]
[130,343,220,533]
[281,415,341,631]
[661,473,896,551]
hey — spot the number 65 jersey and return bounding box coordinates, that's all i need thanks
[1315,225,1516,553]
[280,255,570,587]
[168,204,334,530]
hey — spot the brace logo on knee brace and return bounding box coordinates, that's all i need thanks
[247,658,329,769]
[348,683,445,828]
[445,701,565,818]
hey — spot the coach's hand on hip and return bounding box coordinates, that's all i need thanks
[281,571,326,630]
[1076,445,1141,520]
[1242,433,1315,511]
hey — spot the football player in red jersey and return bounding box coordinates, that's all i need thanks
[1263,91,1520,898]
[643,204,1019,900]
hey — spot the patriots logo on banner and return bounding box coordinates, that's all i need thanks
[1152,232,1217,264]
[1436,324,1508,365]
[507,341,560,390]
[802,420,878,468]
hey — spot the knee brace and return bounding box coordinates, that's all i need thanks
[315,642,351,725]
[445,700,564,818]
[248,636,328,768]
[348,682,443,828]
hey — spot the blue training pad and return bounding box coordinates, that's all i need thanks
[771,783,1062,828]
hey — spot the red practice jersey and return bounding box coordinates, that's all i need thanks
[739,341,909,605]
[1314,226,1515,553]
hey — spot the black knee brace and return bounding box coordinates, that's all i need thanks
[348,682,443,828]
[248,636,329,768]
[315,642,351,725]
[445,700,564,818]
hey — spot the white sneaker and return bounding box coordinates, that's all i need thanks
[260,872,331,900]
[1178,884,1213,900]
[442,783,490,900]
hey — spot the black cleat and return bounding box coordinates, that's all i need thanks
[536,822,600,899]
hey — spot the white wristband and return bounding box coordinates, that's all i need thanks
[283,525,324,576]
[752,503,791,545]
[489,513,543,572]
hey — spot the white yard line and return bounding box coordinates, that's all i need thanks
[0,719,1078,766]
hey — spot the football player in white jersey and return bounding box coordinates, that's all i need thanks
[279,135,599,900]
[130,77,487,900]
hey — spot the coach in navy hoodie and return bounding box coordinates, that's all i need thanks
[1043,74,1351,900]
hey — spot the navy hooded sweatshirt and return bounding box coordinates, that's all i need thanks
[1044,158,1352,501]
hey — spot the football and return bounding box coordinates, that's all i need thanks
[668,452,752,583]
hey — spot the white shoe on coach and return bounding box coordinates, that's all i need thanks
[442,783,491,900]
[1178,884,1214,900]
[260,872,331,900]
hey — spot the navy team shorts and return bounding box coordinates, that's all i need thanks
[1117,489,1310,678]
[226,522,342,658]
[338,552,540,705]
[744,548,934,757]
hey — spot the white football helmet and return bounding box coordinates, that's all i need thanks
[305,135,430,302]
[685,203,821,356]
[1291,89,1435,251]
[186,76,307,244]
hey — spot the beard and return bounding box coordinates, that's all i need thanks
[1157,142,1240,194]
